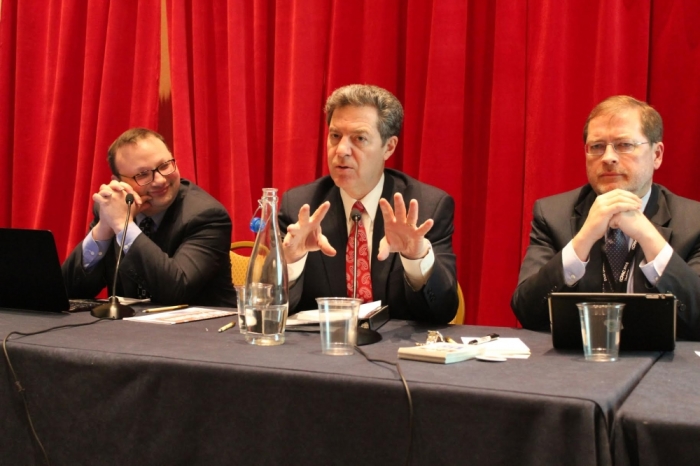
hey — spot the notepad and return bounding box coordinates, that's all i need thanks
[461,337,531,359]
[398,343,481,364]
[124,307,236,324]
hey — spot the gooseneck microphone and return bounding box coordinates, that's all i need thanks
[91,193,136,319]
[350,208,381,346]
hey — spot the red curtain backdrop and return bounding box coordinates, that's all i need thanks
[2,0,700,327]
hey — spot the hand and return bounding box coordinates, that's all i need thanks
[91,180,143,239]
[613,209,667,262]
[572,189,641,261]
[377,193,433,261]
[282,202,337,264]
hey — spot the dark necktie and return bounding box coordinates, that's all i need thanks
[346,201,373,303]
[605,227,628,281]
[136,217,155,298]
[139,217,155,238]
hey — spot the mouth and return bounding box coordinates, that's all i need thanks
[149,185,169,197]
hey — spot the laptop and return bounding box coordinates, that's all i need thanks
[548,292,676,351]
[0,228,101,313]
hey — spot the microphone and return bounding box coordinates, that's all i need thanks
[91,193,136,319]
[350,208,381,346]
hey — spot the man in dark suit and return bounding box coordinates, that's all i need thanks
[62,128,235,307]
[279,84,458,324]
[511,96,700,340]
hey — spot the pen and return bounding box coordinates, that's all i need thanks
[445,336,460,345]
[468,333,499,345]
[218,321,236,333]
[142,304,189,313]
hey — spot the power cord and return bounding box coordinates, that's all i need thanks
[354,345,414,466]
[2,318,109,466]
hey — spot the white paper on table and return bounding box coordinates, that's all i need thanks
[124,307,236,325]
[695,351,700,358]
[286,300,382,325]
[461,337,532,359]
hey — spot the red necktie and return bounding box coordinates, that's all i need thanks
[346,201,373,303]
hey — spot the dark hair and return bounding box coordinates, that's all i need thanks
[324,84,403,145]
[107,128,169,177]
[583,95,663,144]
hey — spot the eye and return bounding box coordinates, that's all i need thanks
[134,172,151,182]
[615,141,635,152]
[588,143,606,152]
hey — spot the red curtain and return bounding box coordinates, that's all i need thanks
[2,0,700,327]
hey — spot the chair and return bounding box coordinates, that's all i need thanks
[449,283,465,325]
[230,241,254,286]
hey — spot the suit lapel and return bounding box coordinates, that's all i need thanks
[370,173,397,304]
[320,189,349,297]
[571,186,604,291]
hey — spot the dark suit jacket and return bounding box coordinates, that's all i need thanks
[511,184,700,340]
[279,168,458,324]
[62,179,236,307]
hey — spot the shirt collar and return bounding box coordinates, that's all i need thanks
[339,173,385,222]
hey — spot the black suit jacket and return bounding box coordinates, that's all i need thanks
[62,179,236,307]
[279,168,458,324]
[511,184,700,340]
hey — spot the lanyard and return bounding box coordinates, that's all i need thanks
[602,240,638,293]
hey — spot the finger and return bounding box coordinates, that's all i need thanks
[393,193,407,221]
[376,236,390,261]
[297,204,311,224]
[406,199,420,226]
[317,234,337,257]
[415,218,434,237]
[309,201,331,226]
[379,198,396,225]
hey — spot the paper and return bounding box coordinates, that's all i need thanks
[124,307,236,325]
[398,343,480,364]
[286,300,382,325]
[461,337,531,359]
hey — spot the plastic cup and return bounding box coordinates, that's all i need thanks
[316,298,361,356]
[576,302,625,362]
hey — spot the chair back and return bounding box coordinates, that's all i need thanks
[449,283,465,325]
[230,241,255,286]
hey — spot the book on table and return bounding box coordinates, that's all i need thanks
[398,343,481,364]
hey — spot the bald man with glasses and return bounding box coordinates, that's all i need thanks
[511,96,700,340]
[62,128,236,307]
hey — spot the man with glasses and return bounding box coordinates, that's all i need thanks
[512,95,700,340]
[62,128,236,307]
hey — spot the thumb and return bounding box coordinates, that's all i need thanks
[376,236,390,261]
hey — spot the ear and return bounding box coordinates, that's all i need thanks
[653,142,664,170]
[383,136,398,161]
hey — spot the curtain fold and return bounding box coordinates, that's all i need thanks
[2,0,700,326]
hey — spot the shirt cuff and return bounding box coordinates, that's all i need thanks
[400,239,434,290]
[82,232,111,269]
[639,242,673,286]
[115,221,142,253]
[287,253,308,283]
[562,240,588,286]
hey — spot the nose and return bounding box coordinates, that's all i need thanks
[152,169,167,184]
[601,144,619,164]
[336,136,352,158]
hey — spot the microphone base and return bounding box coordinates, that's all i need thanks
[356,327,382,346]
[91,301,135,320]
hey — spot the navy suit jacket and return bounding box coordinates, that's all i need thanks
[511,183,700,340]
[62,179,236,307]
[279,168,458,324]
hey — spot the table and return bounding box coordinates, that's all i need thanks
[613,342,700,466]
[1,308,659,466]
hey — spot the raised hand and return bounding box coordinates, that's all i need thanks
[282,201,337,264]
[91,180,143,240]
[377,193,433,261]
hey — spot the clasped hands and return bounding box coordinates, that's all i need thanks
[90,180,149,241]
[572,188,665,262]
[282,193,434,264]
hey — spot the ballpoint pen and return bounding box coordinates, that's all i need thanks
[142,304,189,313]
[468,333,499,345]
[218,321,236,333]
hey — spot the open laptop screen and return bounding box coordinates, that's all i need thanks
[548,292,676,351]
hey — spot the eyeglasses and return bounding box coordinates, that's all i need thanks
[120,159,177,186]
[585,140,649,156]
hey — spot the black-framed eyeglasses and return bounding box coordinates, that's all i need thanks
[585,140,650,156]
[120,159,177,186]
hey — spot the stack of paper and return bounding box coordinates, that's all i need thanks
[461,337,531,359]
[398,343,481,364]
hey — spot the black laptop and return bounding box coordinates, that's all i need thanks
[548,292,676,351]
[0,228,100,313]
